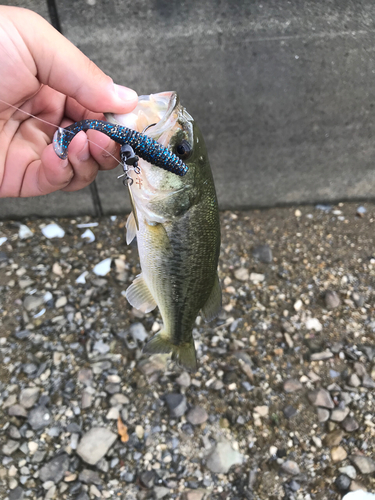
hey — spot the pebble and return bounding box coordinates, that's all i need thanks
[27,406,52,430]
[325,290,341,309]
[78,469,101,485]
[41,223,65,238]
[339,466,357,480]
[2,440,20,456]
[331,446,348,462]
[182,491,205,500]
[23,295,44,311]
[310,350,333,361]
[93,258,112,276]
[349,374,361,388]
[349,455,375,474]
[283,378,303,393]
[252,244,273,263]
[186,406,208,425]
[249,272,265,283]
[308,388,334,409]
[317,408,330,422]
[283,405,297,419]
[140,470,157,488]
[352,292,365,308]
[8,404,28,418]
[153,486,170,499]
[175,372,191,387]
[335,474,351,492]
[305,318,323,332]
[330,407,350,422]
[55,296,67,308]
[19,387,40,409]
[164,393,187,418]
[324,429,344,447]
[76,427,117,465]
[39,453,70,483]
[362,374,375,389]
[206,441,244,473]
[9,487,24,500]
[342,417,359,432]
[280,460,300,476]
[234,268,249,281]
[18,224,34,239]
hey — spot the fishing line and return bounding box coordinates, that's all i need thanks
[0,97,120,164]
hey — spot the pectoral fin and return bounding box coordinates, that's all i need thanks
[125,274,157,313]
[200,273,222,322]
[126,212,138,245]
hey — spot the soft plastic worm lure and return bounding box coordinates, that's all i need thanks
[53,120,188,176]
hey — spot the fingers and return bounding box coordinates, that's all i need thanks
[1,6,138,114]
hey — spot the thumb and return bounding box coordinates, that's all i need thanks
[6,6,138,113]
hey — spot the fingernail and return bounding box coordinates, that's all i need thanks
[78,137,90,162]
[114,84,138,103]
[60,159,69,168]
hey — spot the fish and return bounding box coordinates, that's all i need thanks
[106,91,221,371]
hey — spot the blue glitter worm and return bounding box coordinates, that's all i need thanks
[53,119,188,176]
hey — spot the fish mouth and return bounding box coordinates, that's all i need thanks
[105,91,178,145]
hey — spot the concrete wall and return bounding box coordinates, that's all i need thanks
[2,0,375,218]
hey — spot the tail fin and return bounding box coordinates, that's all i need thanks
[143,332,197,372]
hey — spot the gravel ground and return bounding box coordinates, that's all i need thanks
[0,202,375,500]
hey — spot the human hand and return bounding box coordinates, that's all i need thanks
[0,6,138,198]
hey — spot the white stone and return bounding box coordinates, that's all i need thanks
[305,317,323,332]
[250,273,265,284]
[81,229,95,243]
[76,271,89,284]
[0,237,7,246]
[19,224,34,239]
[93,258,112,276]
[41,223,65,239]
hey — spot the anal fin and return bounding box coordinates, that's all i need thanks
[125,273,157,313]
[201,273,222,322]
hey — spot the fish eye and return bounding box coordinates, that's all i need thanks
[175,140,192,160]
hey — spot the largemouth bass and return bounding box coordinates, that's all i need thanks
[107,92,221,371]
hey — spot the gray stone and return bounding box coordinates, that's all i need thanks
[362,373,375,389]
[154,486,170,499]
[186,406,208,425]
[175,372,191,387]
[325,290,341,309]
[9,487,24,500]
[330,407,350,423]
[341,417,359,432]
[140,470,157,488]
[39,454,70,483]
[8,405,28,418]
[283,378,303,393]
[283,406,298,419]
[352,292,365,307]
[339,466,357,480]
[349,455,375,474]
[165,393,187,418]
[280,460,300,476]
[348,374,361,388]
[206,441,244,474]
[317,408,330,423]
[78,469,101,485]
[335,474,351,492]
[77,427,117,465]
[19,387,40,409]
[8,426,21,440]
[27,406,52,430]
[308,389,335,409]
[23,295,44,311]
[2,440,20,456]
[252,244,273,263]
